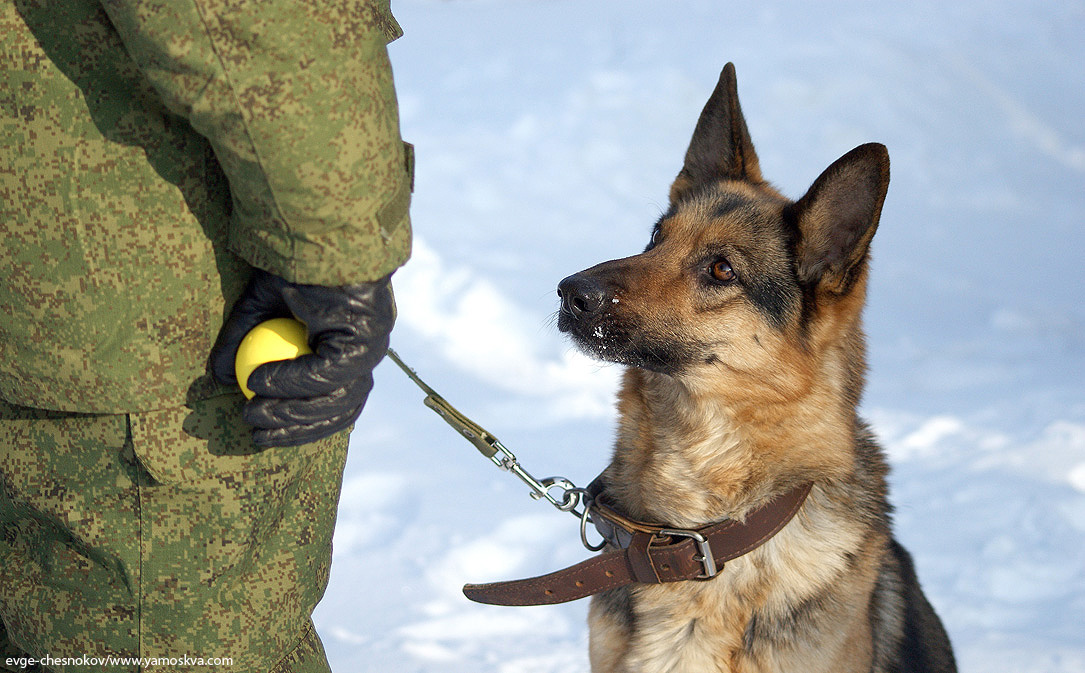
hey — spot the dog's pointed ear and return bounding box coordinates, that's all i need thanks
[788,143,890,293]
[669,63,763,205]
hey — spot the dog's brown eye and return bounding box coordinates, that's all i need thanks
[710,259,736,283]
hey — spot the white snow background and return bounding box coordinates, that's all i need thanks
[312,1,1085,671]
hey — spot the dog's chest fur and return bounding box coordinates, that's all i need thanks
[589,372,884,673]
[594,517,878,673]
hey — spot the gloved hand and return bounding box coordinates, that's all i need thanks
[210,268,395,448]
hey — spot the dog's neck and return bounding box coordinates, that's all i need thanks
[603,364,856,529]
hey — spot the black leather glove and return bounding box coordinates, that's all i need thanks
[210,268,395,448]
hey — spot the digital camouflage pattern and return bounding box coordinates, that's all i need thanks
[0,394,350,673]
[0,0,412,413]
[1,0,411,669]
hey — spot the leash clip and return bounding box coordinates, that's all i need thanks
[387,349,585,518]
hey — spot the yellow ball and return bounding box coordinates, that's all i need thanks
[234,318,312,399]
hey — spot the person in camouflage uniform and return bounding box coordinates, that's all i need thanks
[0,0,412,671]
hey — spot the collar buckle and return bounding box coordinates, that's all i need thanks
[657,528,719,579]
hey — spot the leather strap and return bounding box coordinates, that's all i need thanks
[463,481,813,606]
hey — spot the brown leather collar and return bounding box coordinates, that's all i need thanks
[462,478,813,606]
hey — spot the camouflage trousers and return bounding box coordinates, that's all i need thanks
[0,394,349,673]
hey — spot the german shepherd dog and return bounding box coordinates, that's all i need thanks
[556,64,956,673]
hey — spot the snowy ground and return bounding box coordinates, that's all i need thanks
[312,1,1085,671]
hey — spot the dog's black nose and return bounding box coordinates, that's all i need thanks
[557,273,608,318]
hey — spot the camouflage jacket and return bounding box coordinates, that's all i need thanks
[0,0,413,413]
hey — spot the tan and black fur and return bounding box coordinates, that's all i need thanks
[556,63,956,673]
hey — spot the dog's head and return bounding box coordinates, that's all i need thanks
[557,63,889,402]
